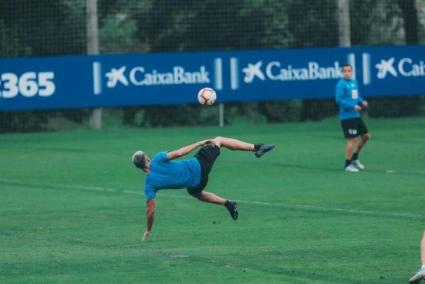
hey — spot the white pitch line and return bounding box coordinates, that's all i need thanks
[0,178,424,220]
[236,199,425,220]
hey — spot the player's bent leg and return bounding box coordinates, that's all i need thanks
[189,191,238,220]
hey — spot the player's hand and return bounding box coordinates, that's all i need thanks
[362,101,368,109]
[141,230,150,241]
[354,105,362,111]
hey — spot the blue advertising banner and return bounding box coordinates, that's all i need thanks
[0,45,424,111]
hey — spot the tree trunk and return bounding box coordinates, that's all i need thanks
[337,0,351,47]
[398,0,419,44]
[87,0,102,129]
[416,0,425,44]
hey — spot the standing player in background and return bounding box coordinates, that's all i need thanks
[132,137,275,241]
[409,230,425,284]
[335,64,371,172]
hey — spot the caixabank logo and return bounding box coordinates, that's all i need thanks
[91,61,215,95]
[229,55,353,90]
[375,57,425,79]
[241,61,342,82]
[359,53,425,85]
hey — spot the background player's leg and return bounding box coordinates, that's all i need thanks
[344,138,359,172]
[345,138,357,160]
[354,133,371,154]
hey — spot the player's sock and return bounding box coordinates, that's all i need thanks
[351,152,359,161]
[345,159,351,168]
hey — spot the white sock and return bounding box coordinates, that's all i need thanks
[422,264,425,270]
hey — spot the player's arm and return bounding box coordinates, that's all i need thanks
[356,85,368,109]
[355,83,369,111]
[142,199,155,241]
[167,140,208,160]
[355,100,368,111]
[356,93,368,110]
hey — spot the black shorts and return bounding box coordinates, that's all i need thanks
[187,143,220,195]
[341,117,369,138]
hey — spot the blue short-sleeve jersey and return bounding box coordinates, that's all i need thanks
[144,152,201,200]
[335,78,364,121]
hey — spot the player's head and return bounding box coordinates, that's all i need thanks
[342,64,353,80]
[132,150,151,172]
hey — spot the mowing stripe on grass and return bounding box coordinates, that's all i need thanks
[1,177,424,221]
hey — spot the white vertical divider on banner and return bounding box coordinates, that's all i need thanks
[216,57,239,128]
[347,53,356,79]
[230,57,239,90]
[362,53,371,85]
[214,58,224,127]
[92,62,102,95]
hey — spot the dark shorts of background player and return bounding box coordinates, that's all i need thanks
[187,143,220,196]
[341,117,369,138]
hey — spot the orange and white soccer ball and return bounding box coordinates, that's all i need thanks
[197,87,217,106]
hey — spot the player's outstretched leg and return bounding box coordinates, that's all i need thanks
[208,136,275,158]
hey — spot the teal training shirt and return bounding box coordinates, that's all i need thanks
[144,152,201,200]
[335,78,364,121]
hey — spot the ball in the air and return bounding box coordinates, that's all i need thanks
[197,87,217,106]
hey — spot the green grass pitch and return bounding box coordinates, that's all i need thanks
[0,117,424,283]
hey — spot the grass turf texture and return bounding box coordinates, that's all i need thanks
[0,117,424,283]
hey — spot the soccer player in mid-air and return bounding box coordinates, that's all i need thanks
[132,137,275,241]
[335,64,371,172]
[409,230,425,284]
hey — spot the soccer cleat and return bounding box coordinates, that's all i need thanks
[224,200,238,220]
[255,144,275,158]
[409,267,425,284]
[344,164,359,172]
[351,159,365,170]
